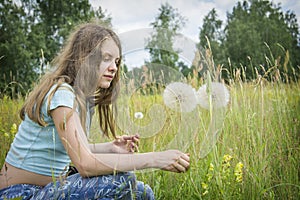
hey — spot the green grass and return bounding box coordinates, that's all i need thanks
[0,95,23,165]
[115,80,300,199]
[1,80,299,199]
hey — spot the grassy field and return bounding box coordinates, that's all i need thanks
[119,80,300,200]
[1,78,299,199]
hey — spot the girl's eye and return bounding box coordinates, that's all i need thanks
[104,57,111,62]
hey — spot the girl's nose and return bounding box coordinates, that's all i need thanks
[108,61,118,72]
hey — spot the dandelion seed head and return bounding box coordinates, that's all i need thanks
[134,112,144,119]
[196,82,230,110]
[163,82,197,112]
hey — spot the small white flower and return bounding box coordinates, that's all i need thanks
[163,82,198,112]
[196,82,230,109]
[134,112,144,119]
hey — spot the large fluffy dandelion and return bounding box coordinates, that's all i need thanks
[163,82,198,112]
[196,82,230,110]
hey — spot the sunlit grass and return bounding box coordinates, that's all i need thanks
[89,78,300,199]
[0,96,23,165]
[1,78,299,199]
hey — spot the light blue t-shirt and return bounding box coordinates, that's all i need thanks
[5,83,87,177]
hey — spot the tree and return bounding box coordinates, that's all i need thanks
[0,0,111,96]
[36,0,109,64]
[0,0,35,96]
[198,8,224,53]
[223,0,300,80]
[198,8,225,79]
[146,2,186,71]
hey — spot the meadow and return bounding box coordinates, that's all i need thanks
[115,78,300,200]
[0,73,299,199]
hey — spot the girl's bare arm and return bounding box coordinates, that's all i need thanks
[51,106,190,177]
[89,134,140,154]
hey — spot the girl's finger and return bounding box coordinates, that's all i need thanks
[172,162,185,173]
[132,138,140,146]
[123,135,139,142]
[178,157,190,170]
[122,135,132,141]
[133,135,139,141]
[173,158,188,173]
[130,142,139,152]
[134,134,140,139]
[181,153,190,162]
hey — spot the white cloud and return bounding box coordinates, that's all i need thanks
[92,0,299,40]
[92,0,216,41]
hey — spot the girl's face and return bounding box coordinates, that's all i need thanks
[98,38,120,89]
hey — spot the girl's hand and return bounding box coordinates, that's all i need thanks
[155,150,190,173]
[111,134,140,153]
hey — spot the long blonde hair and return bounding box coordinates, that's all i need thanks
[20,23,122,138]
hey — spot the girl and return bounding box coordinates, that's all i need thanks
[0,23,190,199]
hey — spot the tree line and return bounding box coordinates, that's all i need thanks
[198,0,300,82]
[1,0,299,97]
[144,1,299,83]
[0,0,111,97]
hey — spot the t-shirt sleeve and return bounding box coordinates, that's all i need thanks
[49,88,75,111]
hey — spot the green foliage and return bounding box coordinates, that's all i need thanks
[135,81,300,199]
[0,0,37,97]
[0,0,111,97]
[225,0,300,81]
[0,95,23,165]
[198,0,300,81]
[146,2,186,70]
[199,8,223,46]
[36,0,109,62]
[91,59,299,199]
[198,8,224,67]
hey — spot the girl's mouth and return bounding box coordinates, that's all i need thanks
[104,75,114,80]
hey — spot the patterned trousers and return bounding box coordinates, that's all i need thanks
[0,172,155,200]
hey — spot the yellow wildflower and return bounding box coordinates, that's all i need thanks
[234,162,244,183]
[206,163,214,182]
[4,132,9,138]
[202,190,209,196]
[209,163,214,171]
[201,182,209,196]
[221,154,233,183]
[201,182,208,190]
[10,123,17,134]
[222,154,233,163]
[222,155,233,169]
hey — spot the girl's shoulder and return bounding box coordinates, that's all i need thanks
[50,82,74,94]
[45,82,76,112]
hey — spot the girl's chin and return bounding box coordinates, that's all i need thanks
[99,82,111,89]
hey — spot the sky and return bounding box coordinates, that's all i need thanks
[91,0,300,69]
